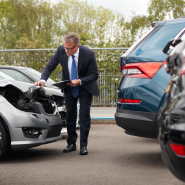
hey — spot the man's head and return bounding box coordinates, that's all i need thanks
[63,33,80,56]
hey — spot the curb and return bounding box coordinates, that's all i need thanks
[91,119,116,124]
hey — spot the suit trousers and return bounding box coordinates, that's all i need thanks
[64,85,92,146]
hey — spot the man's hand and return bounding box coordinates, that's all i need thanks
[33,81,45,88]
[67,79,81,87]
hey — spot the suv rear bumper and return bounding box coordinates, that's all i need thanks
[115,109,158,138]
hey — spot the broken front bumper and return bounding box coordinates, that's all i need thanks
[0,96,62,151]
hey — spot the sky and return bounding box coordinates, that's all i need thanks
[82,0,150,19]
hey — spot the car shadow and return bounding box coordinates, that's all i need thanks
[0,134,70,163]
[0,131,80,163]
[0,148,63,163]
[114,150,165,169]
[133,137,160,144]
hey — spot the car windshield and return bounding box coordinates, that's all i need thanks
[24,68,56,86]
[0,71,15,80]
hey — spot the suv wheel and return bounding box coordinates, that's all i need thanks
[0,120,9,159]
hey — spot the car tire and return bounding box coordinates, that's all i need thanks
[0,120,9,159]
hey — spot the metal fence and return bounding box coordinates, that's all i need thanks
[0,48,128,107]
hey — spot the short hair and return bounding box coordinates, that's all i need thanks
[63,33,80,45]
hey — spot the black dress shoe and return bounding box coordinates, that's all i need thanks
[80,146,88,155]
[63,144,76,153]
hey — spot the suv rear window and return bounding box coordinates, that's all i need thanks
[126,23,185,63]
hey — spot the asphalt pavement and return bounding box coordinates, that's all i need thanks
[0,125,184,185]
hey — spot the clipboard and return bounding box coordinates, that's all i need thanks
[52,80,71,88]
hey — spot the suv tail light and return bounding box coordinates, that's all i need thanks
[120,98,141,103]
[170,143,185,156]
[121,62,164,78]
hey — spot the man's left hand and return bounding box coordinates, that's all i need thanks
[67,79,81,87]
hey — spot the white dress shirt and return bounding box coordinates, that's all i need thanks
[68,48,79,80]
[41,48,81,84]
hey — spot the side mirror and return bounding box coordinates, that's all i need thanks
[163,38,182,54]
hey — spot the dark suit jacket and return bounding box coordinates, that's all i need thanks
[41,45,99,97]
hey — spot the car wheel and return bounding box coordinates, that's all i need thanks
[0,120,9,159]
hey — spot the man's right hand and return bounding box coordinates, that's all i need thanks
[33,81,45,88]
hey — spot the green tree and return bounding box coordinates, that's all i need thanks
[0,0,54,49]
[148,0,185,20]
[125,0,185,41]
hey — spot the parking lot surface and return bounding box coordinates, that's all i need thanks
[0,125,184,185]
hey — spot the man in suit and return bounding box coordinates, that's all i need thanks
[34,33,99,155]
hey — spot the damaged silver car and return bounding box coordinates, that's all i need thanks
[0,77,63,159]
[0,66,80,131]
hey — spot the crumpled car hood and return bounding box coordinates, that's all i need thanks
[0,79,58,115]
[0,79,62,96]
[0,79,33,91]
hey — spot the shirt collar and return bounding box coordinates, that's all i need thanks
[73,48,79,58]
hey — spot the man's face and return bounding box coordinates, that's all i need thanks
[63,41,79,56]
